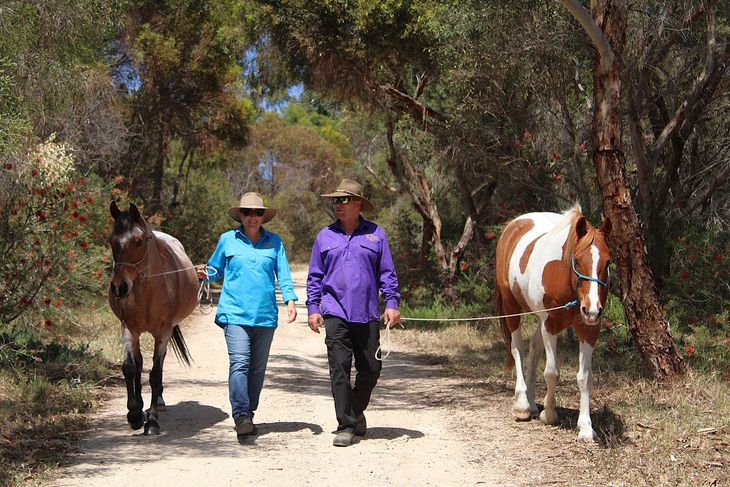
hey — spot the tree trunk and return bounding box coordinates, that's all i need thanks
[591,0,685,377]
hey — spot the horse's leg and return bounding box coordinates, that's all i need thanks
[539,322,560,425]
[122,327,144,430]
[145,332,170,435]
[574,323,599,441]
[525,326,544,418]
[576,339,597,440]
[509,318,532,421]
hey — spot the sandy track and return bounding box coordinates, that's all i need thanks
[51,272,511,486]
[52,271,603,486]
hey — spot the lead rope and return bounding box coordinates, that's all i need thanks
[374,300,579,361]
[197,267,218,314]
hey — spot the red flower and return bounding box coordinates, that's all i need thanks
[31,168,38,177]
[85,194,94,203]
[460,262,470,271]
[486,231,495,239]
[68,250,76,258]
[68,262,76,270]
[71,211,79,219]
[95,269,102,279]
[604,321,612,329]
[512,139,523,149]
[679,271,689,280]
[687,316,698,325]
[578,143,586,151]
[715,255,725,264]
[79,177,87,186]
[34,239,41,246]
[55,298,62,308]
[101,255,108,263]
[523,130,531,139]
[554,174,562,181]
[35,210,46,221]
[551,151,560,160]
[78,214,88,223]
[3,163,12,170]
[78,241,89,249]
[44,319,53,329]
[44,297,52,306]
[685,346,695,355]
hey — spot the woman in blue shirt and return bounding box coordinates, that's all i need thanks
[197,192,297,439]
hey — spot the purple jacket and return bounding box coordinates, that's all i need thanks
[306,217,400,323]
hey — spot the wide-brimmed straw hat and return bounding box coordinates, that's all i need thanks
[228,192,277,223]
[321,178,374,212]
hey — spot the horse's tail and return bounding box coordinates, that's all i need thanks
[170,325,192,366]
[494,289,514,371]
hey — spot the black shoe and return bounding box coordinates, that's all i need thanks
[333,428,355,447]
[354,413,367,436]
[235,416,255,436]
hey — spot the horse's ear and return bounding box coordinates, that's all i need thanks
[575,216,588,239]
[129,203,141,221]
[110,200,121,220]
[600,217,612,238]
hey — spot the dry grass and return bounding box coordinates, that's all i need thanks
[394,322,730,487]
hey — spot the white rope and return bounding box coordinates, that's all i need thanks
[375,302,578,361]
[400,302,577,323]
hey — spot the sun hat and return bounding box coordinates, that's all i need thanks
[321,178,374,212]
[228,192,277,223]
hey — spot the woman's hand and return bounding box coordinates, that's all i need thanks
[195,265,209,280]
[286,300,297,323]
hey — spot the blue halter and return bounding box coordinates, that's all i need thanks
[571,254,609,287]
[561,254,609,310]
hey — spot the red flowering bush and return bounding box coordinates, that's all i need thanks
[0,136,112,330]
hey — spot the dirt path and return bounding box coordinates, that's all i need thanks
[52,271,602,486]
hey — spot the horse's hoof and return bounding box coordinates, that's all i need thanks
[578,429,598,441]
[144,421,160,435]
[128,410,144,430]
[512,407,532,421]
[539,409,558,425]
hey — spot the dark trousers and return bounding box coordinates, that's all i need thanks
[324,316,382,431]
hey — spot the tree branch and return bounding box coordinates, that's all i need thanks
[652,4,718,155]
[560,0,615,70]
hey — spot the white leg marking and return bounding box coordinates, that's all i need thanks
[511,329,531,420]
[540,325,559,425]
[586,246,601,322]
[576,341,598,441]
[525,326,544,416]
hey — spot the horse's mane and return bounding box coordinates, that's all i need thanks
[113,210,153,237]
[557,204,602,268]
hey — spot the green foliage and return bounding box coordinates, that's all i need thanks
[659,226,729,376]
[161,167,236,264]
[0,137,112,328]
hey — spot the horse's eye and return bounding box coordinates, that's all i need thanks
[135,239,143,248]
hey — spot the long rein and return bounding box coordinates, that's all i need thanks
[377,253,610,360]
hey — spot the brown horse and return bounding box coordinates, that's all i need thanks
[494,205,611,440]
[108,202,198,434]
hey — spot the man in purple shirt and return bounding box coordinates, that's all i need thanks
[306,179,401,447]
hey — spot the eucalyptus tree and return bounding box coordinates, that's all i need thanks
[114,0,254,212]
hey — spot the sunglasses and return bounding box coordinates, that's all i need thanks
[332,197,351,205]
[240,208,265,217]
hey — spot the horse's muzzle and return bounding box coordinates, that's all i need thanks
[110,280,131,299]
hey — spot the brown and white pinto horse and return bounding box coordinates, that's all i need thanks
[494,205,611,441]
[108,202,198,434]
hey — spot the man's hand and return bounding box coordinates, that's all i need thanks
[286,300,297,323]
[308,313,324,333]
[383,308,401,328]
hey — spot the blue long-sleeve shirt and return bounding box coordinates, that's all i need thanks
[306,217,400,323]
[207,226,297,328]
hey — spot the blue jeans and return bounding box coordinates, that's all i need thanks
[223,325,276,420]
